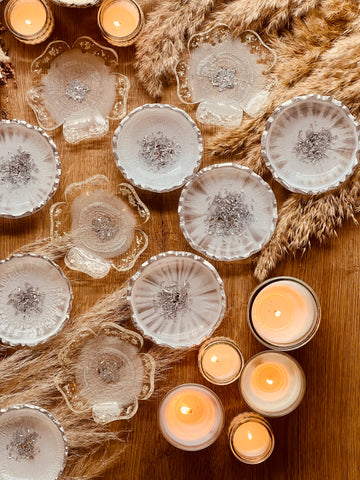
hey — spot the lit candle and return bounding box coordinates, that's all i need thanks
[239,351,305,417]
[98,0,144,47]
[248,277,320,350]
[198,337,244,385]
[158,383,224,451]
[4,0,54,44]
[228,412,274,464]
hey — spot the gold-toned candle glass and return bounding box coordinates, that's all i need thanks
[4,0,54,45]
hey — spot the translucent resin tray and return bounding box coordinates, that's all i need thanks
[128,251,226,348]
[261,94,360,194]
[175,24,276,128]
[0,120,61,218]
[113,104,203,192]
[50,0,100,7]
[27,37,130,144]
[179,164,277,261]
[0,254,73,346]
[0,404,67,480]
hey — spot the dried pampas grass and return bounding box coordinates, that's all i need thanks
[0,24,15,86]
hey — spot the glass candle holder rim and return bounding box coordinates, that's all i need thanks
[247,276,321,351]
[228,411,275,464]
[4,0,53,42]
[97,0,144,43]
[198,336,244,385]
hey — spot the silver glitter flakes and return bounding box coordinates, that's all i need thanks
[0,148,38,187]
[91,214,119,242]
[7,428,40,461]
[208,67,237,92]
[65,79,90,103]
[138,132,181,170]
[96,357,123,384]
[7,283,45,317]
[206,191,253,237]
[156,282,191,320]
[294,126,336,163]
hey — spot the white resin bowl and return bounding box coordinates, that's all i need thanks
[0,120,61,218]
[128,251,226,348]
[113,104,203,193]
[0,405,67,480]
[262,94,360,194]
[178,163,277,261]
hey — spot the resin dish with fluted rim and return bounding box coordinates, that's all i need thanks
[113,103,203,193]
[0,119,61,219]
[178,163,277,261]
[26,36,130,144]
[175,24,276,128]
[261,94,360,194]
[128,251,226,348]
[0,254,73,347]
[0,404,68,480]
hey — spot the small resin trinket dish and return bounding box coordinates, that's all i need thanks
[26,36,130,144]
[178,163,277,262]
[0,404,68,480]
[261,94,360,194]
[175,24,276,128]
[128,251,226,348]
[0,254,72,347]
[50,175,150,278]
[0,120,60,219]
[56,323,155,424]
[113,104,203,193]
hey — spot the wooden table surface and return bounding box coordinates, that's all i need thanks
[1,4,359,480]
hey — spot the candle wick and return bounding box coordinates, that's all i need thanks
[210,355,219,363]
[274,310,281,317]
[180,406,192,415]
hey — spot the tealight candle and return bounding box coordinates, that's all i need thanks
[228,412,274,464]
[158,383,224,451]
[239,351,306,417]
[98,0,144,47]
[248,276,320,350]
[198,337,244,385]
[4,0,54,44]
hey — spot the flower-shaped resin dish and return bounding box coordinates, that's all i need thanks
[50,175,150,278]
[113,104,203,192]
[0,254,72,347]
[261,94,360,194]
[0,404,68,480]
[128,251,226,348]
[175,24,276,128]
[56,323,155,424]
[178,164,277,261]
[26,36,130,144]
[0,120,61,218]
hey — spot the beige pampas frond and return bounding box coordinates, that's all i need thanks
[13,233,76,261]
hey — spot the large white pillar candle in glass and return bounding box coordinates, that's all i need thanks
[228,412,274,464]
[158,383,224,451]
[248,277,320,350]
[239,351,305,417]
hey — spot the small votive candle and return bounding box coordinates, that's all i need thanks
[228,412,274,464]
[98,0,144,47]
[158,383,225,451]
[248,276,320,350]
[198,337,244,385]
[239,351,306,417]
[4,0,54,45]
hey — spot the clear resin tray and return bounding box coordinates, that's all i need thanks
[27,37,130,144]
[113,104,203,192]
[178,164,277,261]
[262,94,360,194]
[0,254,72,346]
[175,24,276,128]
[0,120,61,219]
[0,404,67,480]
[128,251,226,348]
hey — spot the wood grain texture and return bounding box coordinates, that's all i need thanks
[0,3,359,480]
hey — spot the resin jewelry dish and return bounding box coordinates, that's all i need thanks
[178,164,277,261]
[0,254,72,347]
[26,36,130,144]
[261,94,360,194]
[113,104,203,193]
[0,404,67,480]
[0,120,60,219]
[128,251,226,348]
[175,24,276,128]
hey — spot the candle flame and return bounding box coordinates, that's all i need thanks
[210,355,218,363]
[25,19,32,25]
[180,406,192,415]
[247,431,253,441]
[266,378,274,385]
[274,310,281,317]
[114,21,121,27]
